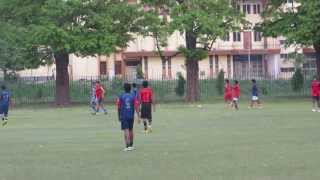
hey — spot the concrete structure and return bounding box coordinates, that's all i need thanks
[18,0,316,80]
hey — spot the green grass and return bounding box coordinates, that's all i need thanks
[0,101,320,180]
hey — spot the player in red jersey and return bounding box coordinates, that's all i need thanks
[224,79,232,108]
[139,80,155,134]
[311,77,320,112]
[94,81,107,115]
[232,80,240,110]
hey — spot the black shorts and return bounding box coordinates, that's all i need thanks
[97,98,103,104]
[121,118,134,130]
[0,105,9,116]
[312,96,319,101]
[141,102,152,120]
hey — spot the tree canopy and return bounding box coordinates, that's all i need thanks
[256,0,320,77]
[139,0,245,101]
[0,0,140,105]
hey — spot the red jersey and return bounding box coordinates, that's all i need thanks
[95,84,104,99]
[311,80,320,97]
[224,83,232,95]
[139,87,153,103]
[233,84,240,98]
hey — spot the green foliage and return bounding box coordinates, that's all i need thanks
[136,64,144,79]
[175,72,186,97]
[140,0,245,60]
[216,70,225,95]
[291,68,304,92]
[0,0,140,67]
[256,0,320,62]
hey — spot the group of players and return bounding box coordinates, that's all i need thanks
[115,81,155,151]
[90,80,155,152]
[1,77,320,151]
[223,79,262,110]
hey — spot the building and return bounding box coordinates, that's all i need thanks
[18,0,317,80]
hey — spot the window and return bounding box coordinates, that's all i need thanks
[215,55,219,74]
[253,4,261,14]
[280,40,286,45]
[209,56,213,69]
[254,31,262,41]
[243,4,251,14]
[280,54,289,59]
[100,61,107,75]
[227,56,231,78]
[233,32,241,42]
[280,67,295,72]
[115,61,122,75]
[223,33,230,41]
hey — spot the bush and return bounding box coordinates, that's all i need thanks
[291,68,304,92]
[216,70,225,95]
[175,72,186,97]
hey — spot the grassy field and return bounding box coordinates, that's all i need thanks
[0,101,319,180]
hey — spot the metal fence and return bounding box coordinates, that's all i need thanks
[1,71,316,105]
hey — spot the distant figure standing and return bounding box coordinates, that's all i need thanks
[311,77,320,112]
[249,79,262,109]
[94,81,107,115]
[232,80,240,110]
[139,81,155,134]
[0,85,12,126]
[131,83,139,99]
[224,79,232,108]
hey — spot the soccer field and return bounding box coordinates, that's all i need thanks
[0,101,319,180]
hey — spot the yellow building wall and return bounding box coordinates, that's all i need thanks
[69,54,99,79]
[147,57,163,79]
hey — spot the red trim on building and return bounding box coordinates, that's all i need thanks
[122,49,281,59]
[303,48,315,53]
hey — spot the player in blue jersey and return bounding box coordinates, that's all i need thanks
[117,83,140,151]
[249,79,262,109]
[0,85,12,126]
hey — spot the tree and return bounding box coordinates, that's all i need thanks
[140,0,244,102]
[0,0,140,106]
[256,0,320,78]
[0,22,49,79]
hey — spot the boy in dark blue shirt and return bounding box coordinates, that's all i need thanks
[249,79,262,109]
[117,83,139,151]
[0,85,12,126]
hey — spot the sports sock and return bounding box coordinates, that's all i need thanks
[143,121,147,130]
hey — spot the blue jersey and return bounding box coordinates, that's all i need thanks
[252,84,258,96]
[119,93,136,120]
[0,90,10,106]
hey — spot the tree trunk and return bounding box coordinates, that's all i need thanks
[185,31,200,102]
[54,52,70,106]
[314,44,320,78]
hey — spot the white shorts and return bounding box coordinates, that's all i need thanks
[252,96,259,101]
[233,98,239,101]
